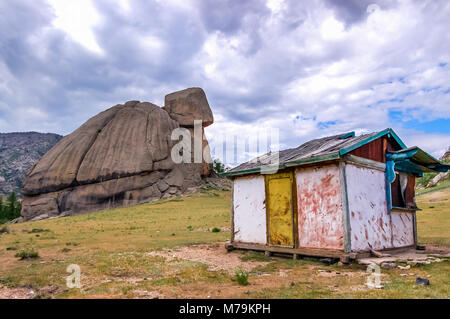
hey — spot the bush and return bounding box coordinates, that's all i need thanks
[417,172,437,188]
[212,158,225,174]
[211,227,221,233]
[15,249,39,260]
[235,269,249,286]
[28,228,49,234]
[0,192,21,223]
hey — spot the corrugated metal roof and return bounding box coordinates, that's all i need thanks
[224,128,402,177]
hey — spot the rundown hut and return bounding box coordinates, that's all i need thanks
[224,129,449,260]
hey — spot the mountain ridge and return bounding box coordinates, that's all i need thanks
[0,132,63,196]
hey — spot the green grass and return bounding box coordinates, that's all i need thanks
[416,187,450,246]
[14,249,39,260]
[235,269,249,286]
[0,186,448,299]
[416,179,450,195]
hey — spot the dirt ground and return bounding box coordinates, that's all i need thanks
[147,243,268,273]
[1,243,448,299]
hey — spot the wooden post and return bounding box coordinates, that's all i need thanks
[339,161,352,253]
[230,179,235,244]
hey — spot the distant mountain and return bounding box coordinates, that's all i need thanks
[0,132,63,196]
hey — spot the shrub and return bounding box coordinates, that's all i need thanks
[212,158,225,174]
[211,227,221,233]
[15,249,39,260]
[28,228,50,234]
[235,269,249,286]
[61,248,71,253]
[0,192,21,222]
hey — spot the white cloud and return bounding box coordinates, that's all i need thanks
[1,0,449,160]
[47,0,103,54]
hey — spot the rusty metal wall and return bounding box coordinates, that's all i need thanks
[295,164,344,250]
[233,175,267,244]
[346,164,393,251]
[391,212,415,247]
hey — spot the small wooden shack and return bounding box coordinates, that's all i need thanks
[224,128,449,260]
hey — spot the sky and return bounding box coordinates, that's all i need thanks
[0,0,449,165]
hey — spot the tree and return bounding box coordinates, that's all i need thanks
[5,192,20,220]
[212,158,225,174]
[0,196,5,222]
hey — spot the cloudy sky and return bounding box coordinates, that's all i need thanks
[1,0,449,164]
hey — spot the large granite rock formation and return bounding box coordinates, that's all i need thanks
[21,88,214,221]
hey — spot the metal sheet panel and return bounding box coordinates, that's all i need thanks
[295,165,344,250]
[266,173,294,247]
[233,175,267,244]
[391,212,415,247]
[346,164,393,251]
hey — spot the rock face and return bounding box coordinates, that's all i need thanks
[442,148,450,161]
[21,88,214,221]
[0,132,63,196]
[426,171,449,188]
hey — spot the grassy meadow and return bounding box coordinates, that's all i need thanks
[0,185,448,299]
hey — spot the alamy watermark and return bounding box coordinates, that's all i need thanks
[366,263,382,289]
[170,120,281,173]
[66,264,81,289]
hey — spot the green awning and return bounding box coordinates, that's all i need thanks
[387,147,450,174]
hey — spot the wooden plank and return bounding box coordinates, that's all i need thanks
[339,161,352,253]
[413,211,418,247]
[343,154,386,172]
[349,136,385,162]
[291,170,299,249]
[230,180,235,243]
[231,242,346,258]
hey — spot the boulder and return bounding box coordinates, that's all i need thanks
[163,88,214,127]
[426,171,449,188]
[21,88,215,221]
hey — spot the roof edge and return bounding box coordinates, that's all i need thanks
[339,128,407,156]
[221,152,340,177]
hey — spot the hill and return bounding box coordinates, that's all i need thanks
[0,132,62,196]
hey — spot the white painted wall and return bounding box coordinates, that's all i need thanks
[295,165,344,250]
[346,164,393,251]
[233,175,267,244]
[391,212,415,247]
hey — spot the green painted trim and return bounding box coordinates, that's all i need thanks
[339,161,352,253]
[340,131,355,139]
[284,153,340,167]
[339,128,407,156]
[413,212,418,247]
[221,167,278,177]
[387,149,419,161]
[385,160,396,213]
[394,160,424,176]
[223,153,340,177]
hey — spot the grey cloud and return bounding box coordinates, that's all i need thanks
[0,0,449,158]
[323,0,399,26]
[197,0,270,34]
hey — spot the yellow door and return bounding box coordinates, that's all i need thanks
[266,172,294,247]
